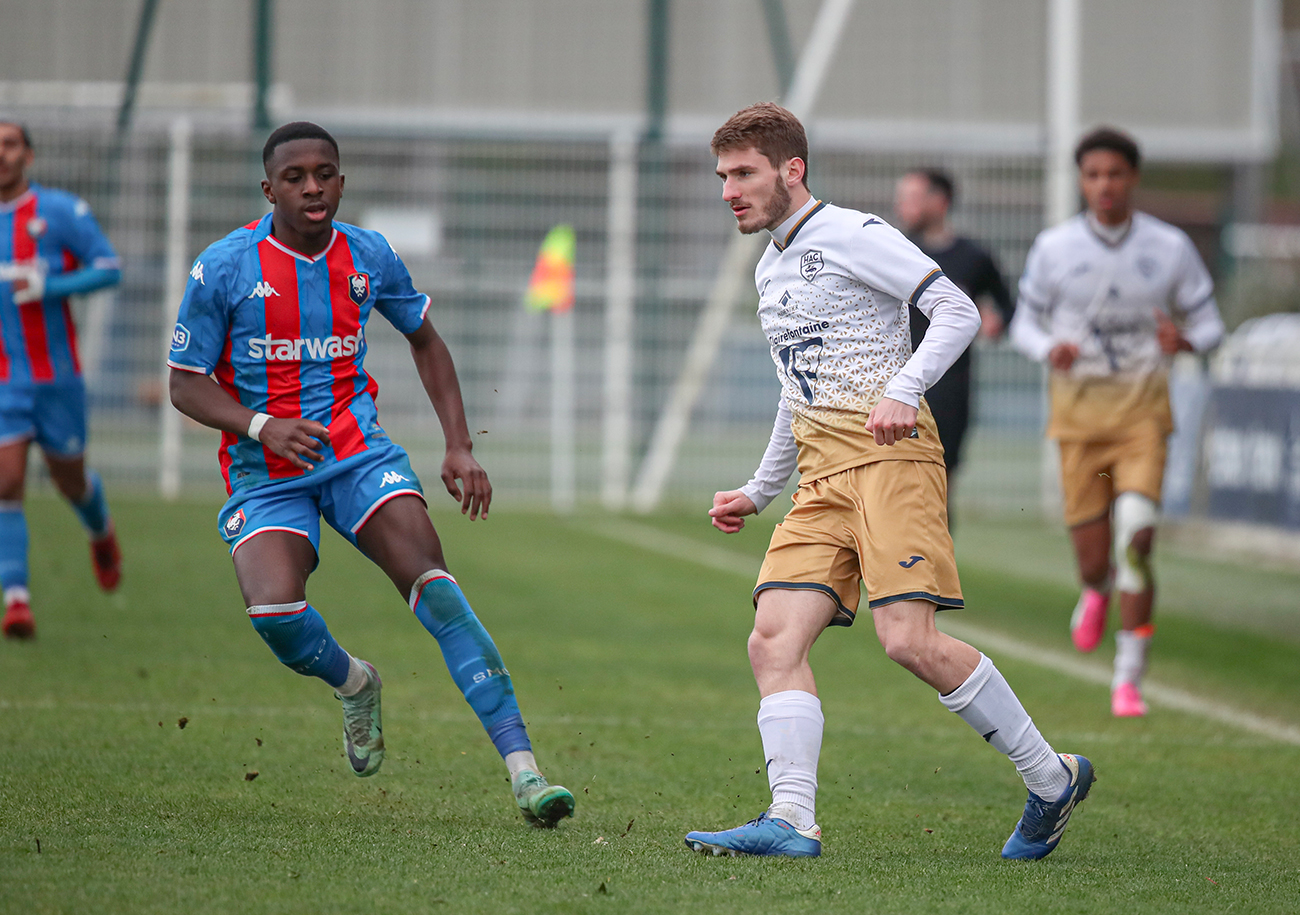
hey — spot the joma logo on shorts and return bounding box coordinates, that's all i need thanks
[247,331,363,361]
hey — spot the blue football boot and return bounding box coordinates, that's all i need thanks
[1002,753,1095,860]
[685,812,822,857]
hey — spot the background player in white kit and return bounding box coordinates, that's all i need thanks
[1010,128,1224,717]
[684,103,1093,861]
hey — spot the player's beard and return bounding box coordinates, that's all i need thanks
[740,176,793,235]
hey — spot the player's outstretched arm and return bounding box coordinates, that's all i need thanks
[710,490,758,534]
[403,319,491,520]
[168,368,329,471]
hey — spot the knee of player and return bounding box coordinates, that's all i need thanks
[879,630,927,672]
[1112,493,1159,591]
[1128,525,1154,557]
[747,625,795,672]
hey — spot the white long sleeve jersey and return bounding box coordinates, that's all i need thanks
[1011,212,1223,377]
[739,199,980,512]
[1010,211,1224,441]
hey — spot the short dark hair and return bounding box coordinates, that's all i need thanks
[0,120,33,150]
[711,102,810,188]
[910,168,955,205]
[1074,127,1140,170]
[262,121,339,170]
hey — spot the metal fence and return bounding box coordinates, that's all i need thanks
[26,120,1047,513]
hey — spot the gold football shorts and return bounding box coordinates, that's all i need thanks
[754,459,963,627]
[1057,426,1167,527]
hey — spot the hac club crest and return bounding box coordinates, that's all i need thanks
[800,249,824,282]
[347,272,371,306]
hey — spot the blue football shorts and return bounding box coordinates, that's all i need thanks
[0,381,87,457]
[217,441,426,561]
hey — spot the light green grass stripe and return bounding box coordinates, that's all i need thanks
[592,519,1300,746]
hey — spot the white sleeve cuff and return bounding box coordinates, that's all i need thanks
[1009,304,1055,363]
[740,399,798,514]
[1182,302,1225,353]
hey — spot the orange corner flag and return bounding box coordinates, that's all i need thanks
[525,224,575,313]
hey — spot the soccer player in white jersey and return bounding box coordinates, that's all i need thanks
[1010,128,1224,717]
[683,103,1093,861]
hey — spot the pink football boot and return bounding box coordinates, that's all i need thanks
[1070,587,1110,652]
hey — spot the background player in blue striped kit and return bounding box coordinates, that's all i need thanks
[167,121,573,826]
[0,120,123,640]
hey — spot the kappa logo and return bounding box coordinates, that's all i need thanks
[171,323,191,351]
[800,249,825,282]
[347,272,371,306]
[380,470,409,487]
[247,281,280,299]
[898,555,925,569]
[223,509,246,538]
[190,261,205,285]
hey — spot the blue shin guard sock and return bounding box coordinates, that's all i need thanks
[0,502,29,595]
[71,471,111,537]
[247,601,351,688]
[410,570,531,757]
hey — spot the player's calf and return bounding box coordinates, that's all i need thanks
[247,601,351,685]
[410,569,574,824]
[409,570,531,757]
[0,501,31,635]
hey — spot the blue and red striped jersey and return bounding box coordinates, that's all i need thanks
[0,183,120,386]
[168,214,431,495]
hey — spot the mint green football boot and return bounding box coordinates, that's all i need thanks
[336,660,384,777]
[512,770,575,827]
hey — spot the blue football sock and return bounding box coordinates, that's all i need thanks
[410,570,532,757]
[0,502,28,593]
[71,471,111,538]
[247,601,351,688]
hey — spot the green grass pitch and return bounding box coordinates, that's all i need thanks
[2,495,1298,914]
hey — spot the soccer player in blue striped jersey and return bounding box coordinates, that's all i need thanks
[0,120,123,640]
[167,122,574,826]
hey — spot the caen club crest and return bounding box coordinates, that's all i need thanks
[800,249,824,282]
[26,217,47,240]
[347,272,370,306]
[223,509,246,539]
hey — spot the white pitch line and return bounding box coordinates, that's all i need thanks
[588,519,1300,747]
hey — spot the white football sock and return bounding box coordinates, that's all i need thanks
[336,655,369,697]
[758,689,823,831]
[1113,628,1152,691]
[939,653,1070,799]
[505,750,540,781]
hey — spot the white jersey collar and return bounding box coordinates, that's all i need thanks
[767,197,823,251]
[1085,210,1133,247]
[0,188,35,214]
[265,228,339,263]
